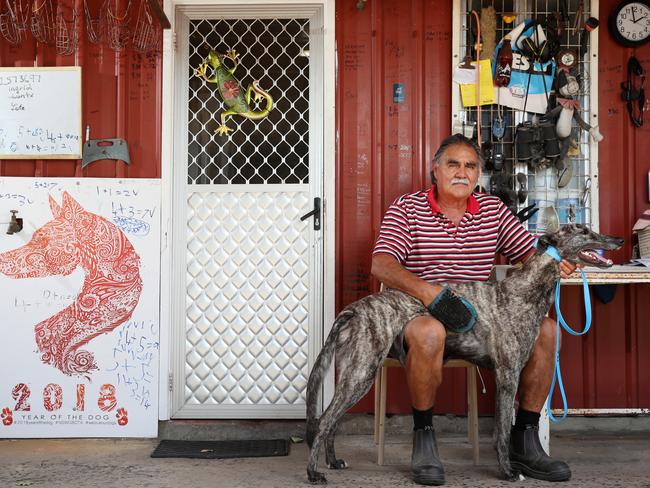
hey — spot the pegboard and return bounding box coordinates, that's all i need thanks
[452,0,600,232]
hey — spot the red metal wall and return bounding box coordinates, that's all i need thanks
[2,0,648,416]
[0,0,162,179]
[336,0,650,415]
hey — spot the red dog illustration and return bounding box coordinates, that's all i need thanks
[0,192,142,377]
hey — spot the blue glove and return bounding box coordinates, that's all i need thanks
[427,286,477,333]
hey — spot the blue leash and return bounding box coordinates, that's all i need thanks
[542,245,592,422]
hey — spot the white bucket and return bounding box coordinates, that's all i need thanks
[527,198,557,233]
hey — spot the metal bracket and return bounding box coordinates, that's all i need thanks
[82,139,131,168]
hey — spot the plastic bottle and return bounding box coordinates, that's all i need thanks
[494,39,513,87]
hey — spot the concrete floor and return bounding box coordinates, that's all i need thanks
[1,432,649,488]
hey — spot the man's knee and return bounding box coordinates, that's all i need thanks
[537,317,560,351]
[404,315,446,357]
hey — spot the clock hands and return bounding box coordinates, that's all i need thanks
[633,15,648,23]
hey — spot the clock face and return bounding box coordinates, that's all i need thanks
[557,49,577,69]
[560,52,575,65]
[615,2,650,43]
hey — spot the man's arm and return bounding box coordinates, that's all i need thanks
[370,253,443,306]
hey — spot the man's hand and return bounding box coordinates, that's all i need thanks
[560,259,583,279]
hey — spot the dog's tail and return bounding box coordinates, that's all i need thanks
[305,309,354,447]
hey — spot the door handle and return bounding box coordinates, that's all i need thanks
[300,197,321,230]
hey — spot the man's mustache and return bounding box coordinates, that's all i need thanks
[451,178,470,185]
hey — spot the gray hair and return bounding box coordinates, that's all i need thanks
[430,133,483,184]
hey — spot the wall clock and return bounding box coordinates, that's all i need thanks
[556,49,578,70]
[609,0,650,47]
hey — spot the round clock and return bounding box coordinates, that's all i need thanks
[556,49,578,70]
[609,0,650,47]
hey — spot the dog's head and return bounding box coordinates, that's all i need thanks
[536,224,624,268]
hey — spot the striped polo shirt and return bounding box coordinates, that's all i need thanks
[372,186,535,282]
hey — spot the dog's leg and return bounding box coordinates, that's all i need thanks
[324,429,346,470]
[494,370,518,481]
[307,369,377,483]
[307,416,328,484]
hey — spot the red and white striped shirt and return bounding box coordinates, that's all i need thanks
[373,186,535,282]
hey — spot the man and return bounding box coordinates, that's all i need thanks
[371,134,575,485]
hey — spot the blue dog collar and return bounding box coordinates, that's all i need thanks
[544,246,562,262]
[534,238,562,262]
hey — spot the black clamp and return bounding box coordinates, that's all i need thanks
[515,204,539,223]
[621,57,645,128]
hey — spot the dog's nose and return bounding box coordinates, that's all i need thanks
[615,238,625,246]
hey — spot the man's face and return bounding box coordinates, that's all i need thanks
[432,144,481,202]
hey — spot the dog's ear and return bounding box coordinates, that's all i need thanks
[49,195,62,218]
[61,192,85,216]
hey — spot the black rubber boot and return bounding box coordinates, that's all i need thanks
[510,426,571,482]
[412,428,445,485]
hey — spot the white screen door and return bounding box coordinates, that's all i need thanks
[171,7,325,418]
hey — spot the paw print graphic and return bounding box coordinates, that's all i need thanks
[116,407,128,426]
[1,407,13,426]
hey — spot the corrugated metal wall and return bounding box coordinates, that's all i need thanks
[0,0,162,178]
[336,0,650,415]
[1,0,648,416]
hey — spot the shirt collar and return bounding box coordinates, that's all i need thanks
[427,185,480,215]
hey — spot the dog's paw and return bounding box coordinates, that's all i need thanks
[307,470,328,484]
[503,469,520,482]
[327,459,348,470]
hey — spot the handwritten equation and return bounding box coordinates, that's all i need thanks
[12,288,77,312]
[0,126,80,155]
[0,192,33,206]
[107,319,159,410]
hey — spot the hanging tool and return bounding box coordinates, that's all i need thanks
[82,138,132,168]
[621,57,645,128]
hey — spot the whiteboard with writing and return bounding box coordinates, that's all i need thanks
[0,67,82,159]
[0,178,160,438]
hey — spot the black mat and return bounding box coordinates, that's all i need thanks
[151,439,290,459]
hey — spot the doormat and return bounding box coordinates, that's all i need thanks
[150,439,290,459]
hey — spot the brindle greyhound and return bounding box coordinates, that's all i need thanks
[306,225,624,483]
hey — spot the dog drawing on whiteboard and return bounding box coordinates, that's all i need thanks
[306,225,624,483]
[0,192,142,377]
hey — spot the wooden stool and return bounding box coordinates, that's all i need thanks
[373,357,480,466]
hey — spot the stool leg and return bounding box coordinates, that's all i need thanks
[467,366,479,465]
[374,370,380,444]
[377,365,388,466]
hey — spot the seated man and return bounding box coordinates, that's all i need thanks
[371,133,575,485]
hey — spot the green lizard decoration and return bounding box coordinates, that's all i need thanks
[195,49,274,136]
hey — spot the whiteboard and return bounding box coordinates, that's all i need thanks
[0,67,82,159]
[0,178,160,438]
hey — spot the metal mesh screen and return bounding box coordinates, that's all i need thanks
[188,18,310,185]
[458,0,594,231]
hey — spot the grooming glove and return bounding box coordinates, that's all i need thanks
[427,287,477,333]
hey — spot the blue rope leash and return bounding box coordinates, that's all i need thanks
[536,242,593,422]
[548,267,592,423]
